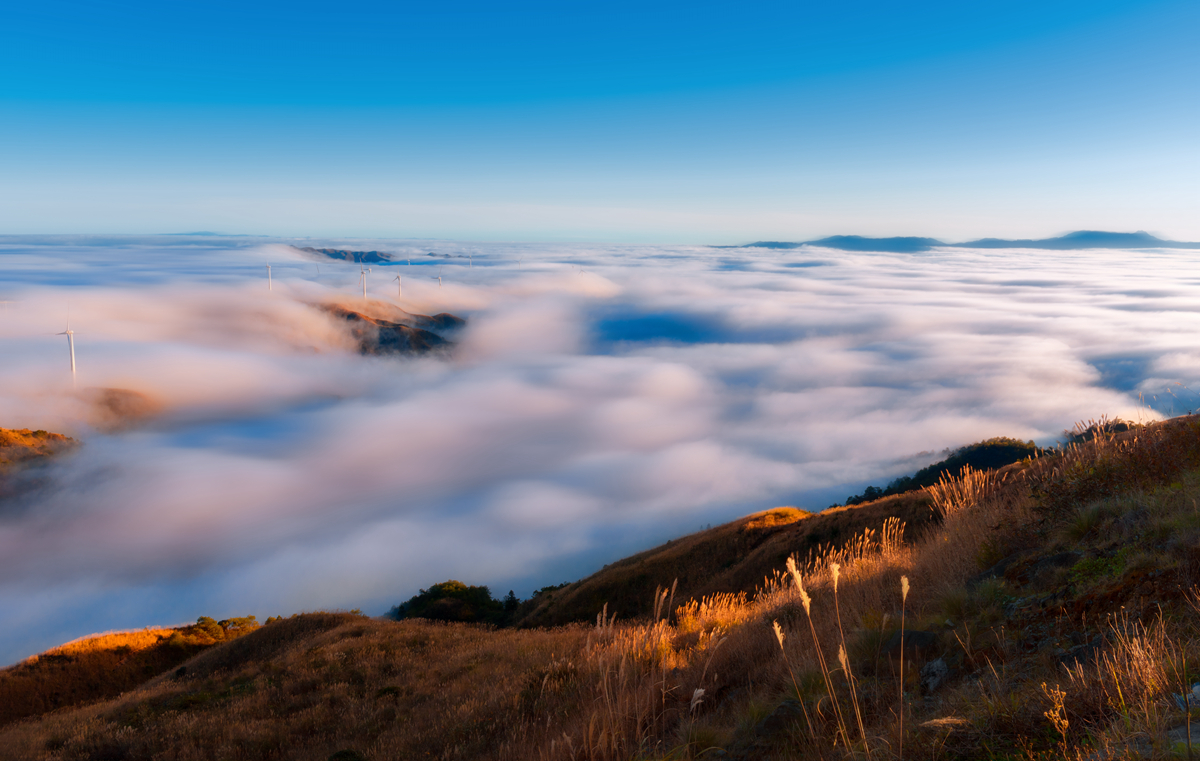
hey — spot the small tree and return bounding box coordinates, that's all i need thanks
[388,580,506,624]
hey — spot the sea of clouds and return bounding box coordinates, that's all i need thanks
[1,235,1198,664]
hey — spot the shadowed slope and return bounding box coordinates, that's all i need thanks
[0,616,259,727]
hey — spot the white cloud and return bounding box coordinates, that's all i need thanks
[0,236,1194,663]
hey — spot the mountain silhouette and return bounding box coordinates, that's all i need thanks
[739,230,1200,253]
[299,247,394,264]
[957,230,1200,250]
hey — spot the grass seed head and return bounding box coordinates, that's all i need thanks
[786,556,812,614]
[901,575,910,603]
[786,556,802,587]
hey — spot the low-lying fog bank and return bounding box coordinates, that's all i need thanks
[0,234,1196,664]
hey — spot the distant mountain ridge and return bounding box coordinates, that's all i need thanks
[741,230,1200,254]
[298,246,394,264]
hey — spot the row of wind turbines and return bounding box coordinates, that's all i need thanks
[267,260,445,297]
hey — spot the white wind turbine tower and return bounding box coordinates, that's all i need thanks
[393,274,402,299]
[57,319,76,388]
[266,264,272,290]
[359,264,373,298]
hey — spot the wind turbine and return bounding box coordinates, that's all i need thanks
[359,264,372,298]
[266,264,272,291]
[57,320,76,387]
[393,274,402,299]
[437,265,443,287]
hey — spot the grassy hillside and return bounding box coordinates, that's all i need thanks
[0,616,260,727]
[9,415,1200,760]
[516,492,939,628]
[0,613,591,761]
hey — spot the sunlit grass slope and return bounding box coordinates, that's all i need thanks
[0,617,260,727]
[515,493,939,628]
[0,428,74,468]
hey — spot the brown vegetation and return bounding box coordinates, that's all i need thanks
[0,614,591,761]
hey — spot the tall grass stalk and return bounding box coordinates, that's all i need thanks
[788,555,851,748]
[831,562,870,756]
[773,620,817,742]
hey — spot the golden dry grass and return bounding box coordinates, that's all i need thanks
[0,428,74,468]
[517,491,937,629]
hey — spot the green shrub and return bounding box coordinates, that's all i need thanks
[388,580,512,624]
[846,437,1040,505]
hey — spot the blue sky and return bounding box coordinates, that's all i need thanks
[2,0,1197,242]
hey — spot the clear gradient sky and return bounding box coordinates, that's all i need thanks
[2,0,1197,242]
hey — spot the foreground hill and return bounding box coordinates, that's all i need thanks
[0,613,590,761]
[8,415,1200,759]
[0,617,261,727]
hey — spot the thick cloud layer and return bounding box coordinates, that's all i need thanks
[1,236,1197,663]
